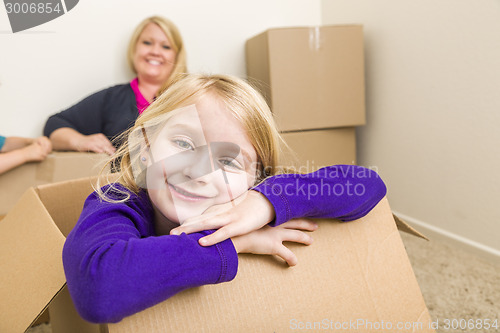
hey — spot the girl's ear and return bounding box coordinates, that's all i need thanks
[139,125,153,166]
[140,147,150,166]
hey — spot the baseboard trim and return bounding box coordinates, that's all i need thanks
[393,210,500,265]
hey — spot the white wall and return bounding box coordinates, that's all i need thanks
[3,0,499,260]
[0,0,321,136]
[322,0,500,260]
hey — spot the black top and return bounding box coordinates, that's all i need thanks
[43,84,138,146]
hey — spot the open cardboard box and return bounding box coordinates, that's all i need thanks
[0,177,433,333]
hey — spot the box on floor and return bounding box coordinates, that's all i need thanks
[246,25,366,132]
[0,177,434,333]
[0,152,109,215]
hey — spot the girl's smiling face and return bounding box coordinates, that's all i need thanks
[144,94,258,233]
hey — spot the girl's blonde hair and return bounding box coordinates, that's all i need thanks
[127,16,187,94]
[98,74,286,200]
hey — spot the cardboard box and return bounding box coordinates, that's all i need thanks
[0,178,433,332]
[280,128,356,171]
[246,25,366,132]
[0,152,109,215]
[110,199,433,332]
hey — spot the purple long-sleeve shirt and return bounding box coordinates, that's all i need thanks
[63,165,386,323]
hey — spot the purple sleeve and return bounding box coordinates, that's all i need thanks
[62,189,238,323]
[252,165,387,226]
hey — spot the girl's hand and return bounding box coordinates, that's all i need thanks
[21,137,52,162]
[231,219,317,266]
[170,190,277,246]
[35,136,52,154]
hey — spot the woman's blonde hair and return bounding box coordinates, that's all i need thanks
[98,74,286,200]
[127,16,187,94]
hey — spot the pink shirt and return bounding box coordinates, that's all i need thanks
[130,78,150,115]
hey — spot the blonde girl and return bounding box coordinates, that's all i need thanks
[63,74,386,323]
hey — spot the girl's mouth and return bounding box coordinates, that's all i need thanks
[168,184,210,202]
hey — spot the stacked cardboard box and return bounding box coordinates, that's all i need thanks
[246,25,365,171]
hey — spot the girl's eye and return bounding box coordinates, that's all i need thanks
[173,139,194,150]
[219,158,243,171]
[162,45,171,50]
[142,40,152,45]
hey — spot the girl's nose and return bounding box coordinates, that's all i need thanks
[182,146,214,182]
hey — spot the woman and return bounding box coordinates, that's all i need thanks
[43,16,187,155]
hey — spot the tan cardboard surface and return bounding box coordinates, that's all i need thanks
[109,198,433,332]
[246,25,366,131]
[50,287,105,333]
[393,213,429,241]
[35,178,99,238]
[0,177,106,333]
[0,188,66,333]
[1,178,432,332]
[281,128,356,171]
[0,152,109,215]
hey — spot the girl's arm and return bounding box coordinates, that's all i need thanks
[253,164,387,224]
[0,136,34,152]
[63,189,238,324]
[63,187,314,323]
[0,137,52,174]
[171,165,387,245]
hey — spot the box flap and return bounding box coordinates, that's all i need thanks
[109,198,433,332]
[0,188,67,333]
[393,213,429,240]
[35,177,100,237]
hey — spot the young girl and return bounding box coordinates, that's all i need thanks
[63,74,386,324]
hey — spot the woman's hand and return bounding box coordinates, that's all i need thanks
[75,133,116,155]
[170,190,278,246]
[50,128,116,155]
[231,219,317,266]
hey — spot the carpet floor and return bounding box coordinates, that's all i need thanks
[400,232,500,332]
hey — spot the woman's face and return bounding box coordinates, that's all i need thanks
[144,95,258,230]
[133,23,177,85]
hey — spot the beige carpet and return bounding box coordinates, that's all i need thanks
[28,232,500,333]
[400,232,500,332]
